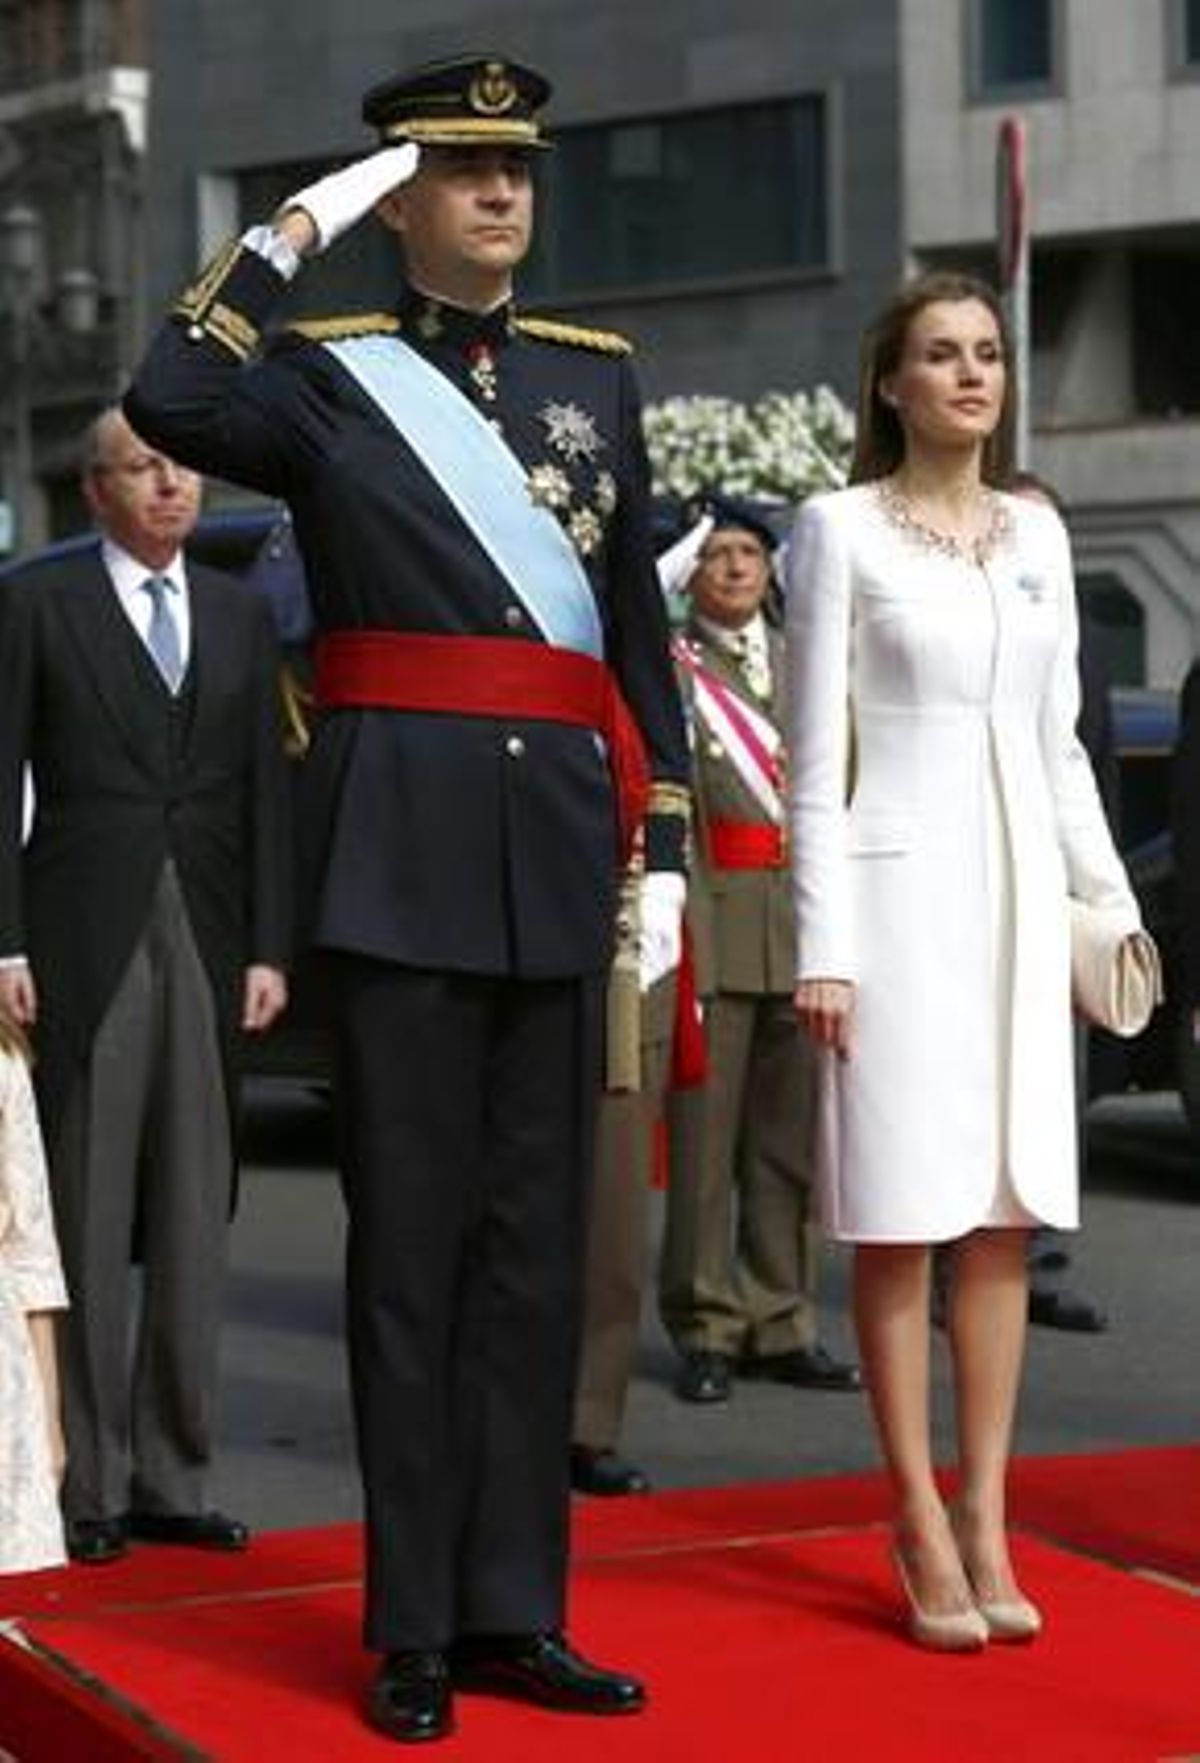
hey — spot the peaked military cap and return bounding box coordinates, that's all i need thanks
[362,54,552,149]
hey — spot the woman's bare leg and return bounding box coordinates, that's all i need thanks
[945,1226,1031,1602]
[854,1242,973,1615]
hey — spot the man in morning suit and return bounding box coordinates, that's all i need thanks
[125,54,689,1744]
[0,409,290,1563]
[658,501,860,1404]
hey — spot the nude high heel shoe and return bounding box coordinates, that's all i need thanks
[948,1507,1043,1642]
[890,1542,989,1652]
[971,1590,1043,1642]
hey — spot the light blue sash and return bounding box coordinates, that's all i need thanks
[324,334,604,659]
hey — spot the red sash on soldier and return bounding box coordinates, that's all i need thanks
[313,629,650,861]
[673,638,783,825]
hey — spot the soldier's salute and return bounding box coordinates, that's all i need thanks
[127,54,689,1747]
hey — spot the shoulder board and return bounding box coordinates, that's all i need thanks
[286,312,401,342]
[515,316,633,357]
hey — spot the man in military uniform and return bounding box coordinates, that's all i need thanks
[127,55,689,1745]
[658,501,860,1405]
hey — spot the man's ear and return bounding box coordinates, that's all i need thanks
[374,187,408,236]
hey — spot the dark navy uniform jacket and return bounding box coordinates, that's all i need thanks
[126,246,689,981]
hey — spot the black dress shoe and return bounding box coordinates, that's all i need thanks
[126,1509,250,1550]
[367,1651,453,1744]
[1028,1287,1109,1333]
[67,1517,128,1564]
[741,1343,863,1392]
[451,1630,645,1714]
[569,1446,651,1497]
[674,1349,734,1404]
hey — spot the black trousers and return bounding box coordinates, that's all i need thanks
[328,958,603,1652]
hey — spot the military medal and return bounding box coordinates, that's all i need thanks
[540,400,604,463]
[465,341,498,402]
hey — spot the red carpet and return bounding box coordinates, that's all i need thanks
[1010,1443,1200,1585]
[2,1450,1199,1761]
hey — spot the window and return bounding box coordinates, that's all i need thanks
[1170,0,1200,70]
[969,0,1058,99]
[522,97,830,301]
[1131,246,1200,417]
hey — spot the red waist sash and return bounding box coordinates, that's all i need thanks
[313,630,650,860]
[706,819,786,870]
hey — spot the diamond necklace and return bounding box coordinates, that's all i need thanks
[874,478,1014,566]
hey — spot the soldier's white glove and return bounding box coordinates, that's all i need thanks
[655,515,713,600]
[638,871,686,993]
[280,143,421,254]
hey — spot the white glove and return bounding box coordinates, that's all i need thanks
[655,515,713,600]
[638,871,686,993]
[281,143,421,253]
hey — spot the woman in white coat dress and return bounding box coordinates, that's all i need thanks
[787,274,1140,1651]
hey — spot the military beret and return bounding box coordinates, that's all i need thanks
[362,54,552,150]
[687,493,780,555]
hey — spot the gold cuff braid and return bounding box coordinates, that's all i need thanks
[172,239,261,361]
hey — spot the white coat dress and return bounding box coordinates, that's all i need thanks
[0,1047,68,1573]
[785,484,1139,1243]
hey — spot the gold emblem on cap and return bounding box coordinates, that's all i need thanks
[469,60,519,116]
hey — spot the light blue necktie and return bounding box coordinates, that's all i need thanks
[141,575,184,692]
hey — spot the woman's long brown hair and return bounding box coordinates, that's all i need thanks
[849,271,1017,489]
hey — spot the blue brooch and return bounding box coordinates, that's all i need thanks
[1015,573,1048,603]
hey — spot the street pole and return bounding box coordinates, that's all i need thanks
[996,115,1030,469]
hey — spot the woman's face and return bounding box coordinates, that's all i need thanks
[881,297,1006,457]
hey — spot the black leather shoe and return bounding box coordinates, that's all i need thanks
[1028,1287,1109,1333]
[741,1344,863,1392]
[67,1517,128,1564]
[674,1349,734,1404]
[451,1630,645,1714]
[126,1509,250,1550]
[367,1651,453,1743]
[569,1446,651,1497]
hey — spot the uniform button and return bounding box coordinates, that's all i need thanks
[503,605,523,629]
[505,735,526,759]
[186,323,205,342]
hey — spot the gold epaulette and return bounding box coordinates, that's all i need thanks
[287,312,402,342]
[172,239,260,362]
[515,316,633,357]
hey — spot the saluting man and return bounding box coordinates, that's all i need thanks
[126,54,689,1746]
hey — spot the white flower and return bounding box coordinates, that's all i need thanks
[642,386,855,504]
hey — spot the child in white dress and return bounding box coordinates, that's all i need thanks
[0,1014,68,1574]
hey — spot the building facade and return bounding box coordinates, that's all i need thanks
[902,0,1200,687]
[0,0,149,548]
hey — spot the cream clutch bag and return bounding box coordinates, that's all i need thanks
[1069,901,1162,1038]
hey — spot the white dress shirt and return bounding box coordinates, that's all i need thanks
[102,538,192,670]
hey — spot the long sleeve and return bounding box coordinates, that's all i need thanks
[785,495,857,981]
[1036,510,1139,923]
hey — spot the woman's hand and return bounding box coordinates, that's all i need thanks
[793,978,856,1059]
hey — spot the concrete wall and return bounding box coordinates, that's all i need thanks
[902,0,1200,247]
[142,0,903,402]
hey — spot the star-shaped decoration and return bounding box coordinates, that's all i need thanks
[540,401,605,463]
[594,470,618,516]
[569,506,604,557]
[527,464,572,510]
